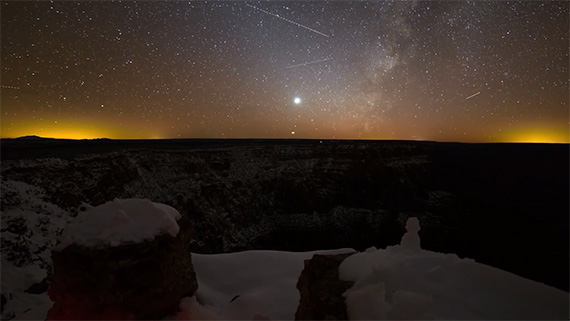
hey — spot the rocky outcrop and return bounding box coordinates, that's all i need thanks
[295,252,355,320]
[1,139,568,291]
[46,216,198,320]
[1,142,427,255]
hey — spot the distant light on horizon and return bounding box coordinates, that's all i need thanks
[489,124,570,144]
[0,119,161,140]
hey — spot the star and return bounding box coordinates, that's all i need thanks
[0,1,566,142]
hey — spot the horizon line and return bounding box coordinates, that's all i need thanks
[1,135,568,144]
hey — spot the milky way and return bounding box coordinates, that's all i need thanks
[1,1,568,142]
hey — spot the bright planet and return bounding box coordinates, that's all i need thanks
[0,1,568,142]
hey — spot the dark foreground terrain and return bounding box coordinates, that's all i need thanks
[1,138,568,291]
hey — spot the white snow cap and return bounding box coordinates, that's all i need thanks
[55,198,181,250]
[339,217,569,320]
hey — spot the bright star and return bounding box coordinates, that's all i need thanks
[294,97,301,104]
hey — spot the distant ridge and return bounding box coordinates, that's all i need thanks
[10,136,113,141]
[16,135,53,140]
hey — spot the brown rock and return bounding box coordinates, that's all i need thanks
[46,216,197,320]
[295,252,355,320]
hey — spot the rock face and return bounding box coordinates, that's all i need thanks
[295,252,355,320]
[46,216,197,320]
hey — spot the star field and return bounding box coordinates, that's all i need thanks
[1,1,568,142]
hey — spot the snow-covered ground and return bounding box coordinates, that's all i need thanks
[2,188,568,320]
[172,219,568,320]
[1,259,53,320]
[183,248,355,320]
[1,179,74,320]
[339,218,569,320]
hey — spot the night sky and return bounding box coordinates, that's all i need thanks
[1,1,568,142]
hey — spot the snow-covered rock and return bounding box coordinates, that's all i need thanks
[55,198,181,250]
[47,199,197,320]
[339,217,569,320]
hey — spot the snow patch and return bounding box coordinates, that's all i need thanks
[55,198,181,250]
[1,259,50,320]
[1,259,46,293]
[344,281,387,319]
[1,179,76,320]
[188,248,355,320]
[173,296,221,320]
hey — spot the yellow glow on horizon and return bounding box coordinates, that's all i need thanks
[508,134,568,144]
[0,119,160,140]
[2,118,568,143]
[491,124,569,144]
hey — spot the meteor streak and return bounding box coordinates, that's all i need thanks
[285,57,332,69]
[246,3,330,38]
[1,85,20,90]
[466,91,481,100]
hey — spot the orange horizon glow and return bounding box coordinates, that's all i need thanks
[0,120,162,140]
[2,119,568,143]
[488,124,570,144]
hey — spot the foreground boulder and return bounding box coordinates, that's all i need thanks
[46,199,198,320]
[295,252,355,320]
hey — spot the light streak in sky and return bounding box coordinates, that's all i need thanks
[466,91,481,100]
[285,57,332,69]
[246,3,330,38]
